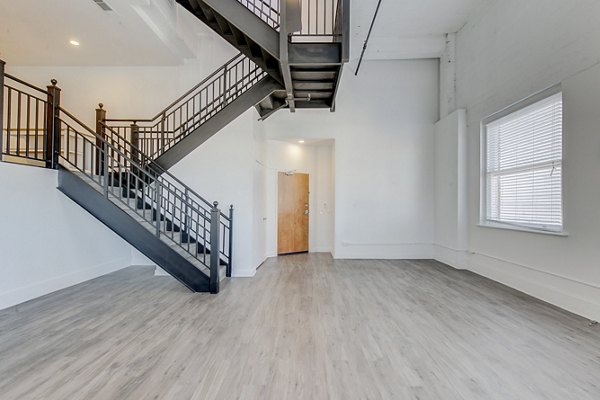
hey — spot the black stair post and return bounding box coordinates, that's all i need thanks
[0,59,5,163]
[210,201,221,294]
[227,204,234,277]
[95,103,107,176]
[45,79,61,169]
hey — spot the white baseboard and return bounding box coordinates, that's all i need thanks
[0,257,130,311]
[232,269,256,278]
[432,244,600,322]
[310,247,333,254]
[335,242,434,259]
[467,252,600,322]
[433,244,469,270]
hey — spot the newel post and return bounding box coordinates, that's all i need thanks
[45,79,61,169]
[227,204,234,278]
[210,201,221,294]
[0,60,5,162]
[95,103,106,175]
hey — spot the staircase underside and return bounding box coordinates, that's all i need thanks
[154,76,283,170]
[177,0,346,117]
[57,167,211,292]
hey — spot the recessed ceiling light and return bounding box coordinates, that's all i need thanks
[69,40,80,46]
[298,140,305,144]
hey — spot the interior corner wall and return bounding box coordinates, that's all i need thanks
[260,59,439,259]
[0,162,133,310]
[453,0,600,320]
[433,109,468,268]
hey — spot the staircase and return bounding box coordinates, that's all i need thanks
[0,0,349,294]
[0,72,231,293]
[105,0,350,169]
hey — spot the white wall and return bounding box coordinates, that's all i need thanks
[169,110,258,277]
[433,109,468,268]
[0,162,133,310]
[8,52,235,129]
[262,60,439,259]
[314,145,335,253]
[252,124,268,268]
[447,0,600,320]
[263,140,334,256]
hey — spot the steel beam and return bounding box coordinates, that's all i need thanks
[202,0,280,59]
[280,0,296,112]
[155,77,282,170]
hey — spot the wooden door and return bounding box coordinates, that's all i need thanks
[278,172,309,255]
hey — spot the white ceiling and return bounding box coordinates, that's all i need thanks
[352,0,485,60]
[0,0,484,66]
[0,0,206,66]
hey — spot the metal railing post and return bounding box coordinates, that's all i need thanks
[160,113,166,151]
[155,183,162,237]
[0,60,5,162]
[227,204,234,278]
[222,64,228,107]
[45,79,61,169]
[103,141,109,197]
[95,103,106,175]
[341,0,350,63]
[184,187,191,235]
[130,121,140,165]
[210,201,221,294]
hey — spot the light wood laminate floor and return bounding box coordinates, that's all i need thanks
[0,254,599,399]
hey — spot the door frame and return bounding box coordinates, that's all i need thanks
[277,171,310,255]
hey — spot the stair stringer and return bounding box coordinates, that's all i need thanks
[201,0,279,59]
[154,76,283,170]
[57,167,211,292]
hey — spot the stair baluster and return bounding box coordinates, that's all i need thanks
[0,60,4,163]
[210,201,221,293]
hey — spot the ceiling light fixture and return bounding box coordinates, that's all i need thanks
[69,40,80,46]
[298,140,305,144]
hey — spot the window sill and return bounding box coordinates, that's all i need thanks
[477,222,569,237]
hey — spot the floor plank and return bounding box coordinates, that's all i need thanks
[0,254,599,399]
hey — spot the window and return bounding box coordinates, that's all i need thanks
[483,89,563,232]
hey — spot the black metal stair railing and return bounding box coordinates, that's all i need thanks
[56,107,232,289]
[0,64,233,291]
[235,0,345,42]
[99,120,234,277]
[290,0,343,42]
[105,53,267,162]
[237,0,280,30]
[1,72,50,165]
[62,111,229,287]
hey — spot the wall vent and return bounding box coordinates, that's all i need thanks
[92,0,113,11]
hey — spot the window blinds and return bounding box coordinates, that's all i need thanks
[485,92,563,231]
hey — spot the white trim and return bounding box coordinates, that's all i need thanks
[0,257,130,311]
[466,252,600,322]
[433,249,600,321]
[477,221,569,237]
[335,242,434,259]
[481,84,563,125]
[433,244,469,270]
[232,269,257,278]
[480,85,565,232]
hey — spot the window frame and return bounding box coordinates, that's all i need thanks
[479,84,565,235]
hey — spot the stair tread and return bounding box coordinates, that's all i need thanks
[70,171,224,277]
